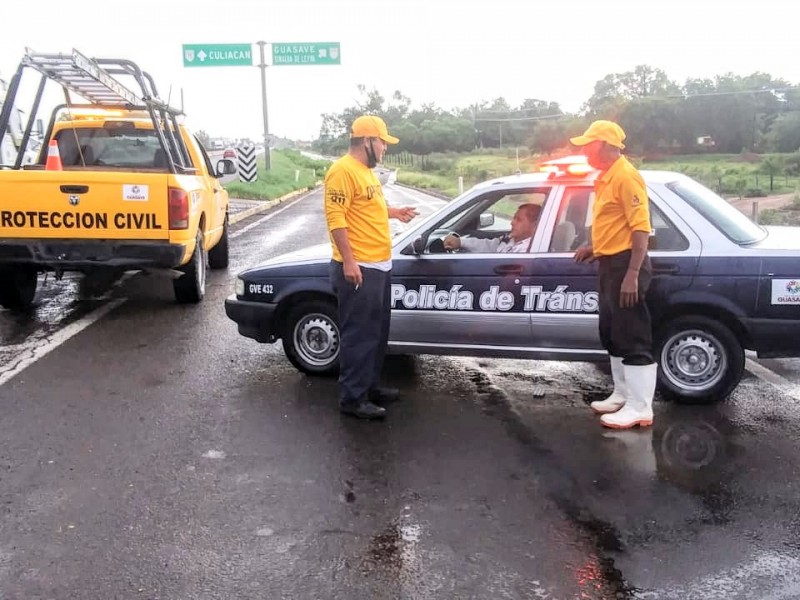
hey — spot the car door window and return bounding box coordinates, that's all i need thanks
[548,187,688,252]
[649,204,689,251]
[433,188,548,245]
[191,135,216,173]
[549,187,593,252]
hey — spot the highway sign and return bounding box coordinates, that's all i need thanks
[183,44,253,67]
[271,43,341,66]
[237,145,258,182]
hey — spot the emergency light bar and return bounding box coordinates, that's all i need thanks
[538,155,596,178]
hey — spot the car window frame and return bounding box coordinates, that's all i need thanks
[541,182,697,255]
[666,177,766,245]
[422,186,554,254]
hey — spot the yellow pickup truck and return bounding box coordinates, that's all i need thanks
[0,49,235,309]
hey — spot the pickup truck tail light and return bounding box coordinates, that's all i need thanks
[168,188,189,229]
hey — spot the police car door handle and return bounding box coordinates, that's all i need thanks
[652,264,680,275]
[60,185,89,194]
[494,264,524,276]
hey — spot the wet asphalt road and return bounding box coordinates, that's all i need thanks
[1,185,800,600]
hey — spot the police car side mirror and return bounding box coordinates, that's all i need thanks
[479,212,495,228]
[406,235,426,255]
[216,159,237,177]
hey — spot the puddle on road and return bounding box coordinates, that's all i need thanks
[367,523,404,570]
[448,357,639,598]
[361,513,426,588]
[447,354,800,598]
[1,274,77,343]
[0,271,133,350]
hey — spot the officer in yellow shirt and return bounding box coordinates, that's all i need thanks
[571,120,657,430]
[325,115,418,420]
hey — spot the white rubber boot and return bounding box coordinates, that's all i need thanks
[591,356,627,414]
[601,363,656,429]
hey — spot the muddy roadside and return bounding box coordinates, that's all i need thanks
[729,192,799,224]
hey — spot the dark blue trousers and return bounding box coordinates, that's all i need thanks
[329,260,392,407]
[597,251,654,365]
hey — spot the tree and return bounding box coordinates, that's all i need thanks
[311,70,800,158]
[619,97,683,154]
[584,65,679,117]
[758,155,784,191]
[764,112,800,153]
[196,130,211,149]
[528,121,565,155]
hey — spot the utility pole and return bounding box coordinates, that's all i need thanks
[257,41,271,170]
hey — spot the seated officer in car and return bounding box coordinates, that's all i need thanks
[443,203,541,253]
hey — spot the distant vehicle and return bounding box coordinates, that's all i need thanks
[1,75,44,167]
[212,140,225,150]
[225,155,800,405]
[0,49,237,309]
[223,147,237,159]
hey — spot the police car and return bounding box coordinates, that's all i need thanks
[224,157,800,404]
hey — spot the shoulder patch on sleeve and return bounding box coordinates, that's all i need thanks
[326,188,347,205]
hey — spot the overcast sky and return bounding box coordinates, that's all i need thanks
[2,0,798,142]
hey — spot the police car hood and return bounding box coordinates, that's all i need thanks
[259,243,332,267]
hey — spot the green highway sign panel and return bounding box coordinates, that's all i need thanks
[272,42,341,66]
[183,44,253,67]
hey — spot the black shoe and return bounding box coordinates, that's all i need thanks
[340,401,387,420]
[369,386,400,405]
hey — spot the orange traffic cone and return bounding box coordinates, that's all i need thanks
[45,140,63,171]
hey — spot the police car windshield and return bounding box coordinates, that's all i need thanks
[666,178,766,245]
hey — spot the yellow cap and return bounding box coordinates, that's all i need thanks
[570,120,626,149]
[350,115,399,144]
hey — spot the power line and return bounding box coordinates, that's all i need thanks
[477,105,559,114]
[664,86,798,99]
[475,113,568,123]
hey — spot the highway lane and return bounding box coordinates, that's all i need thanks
[1,184,800,599]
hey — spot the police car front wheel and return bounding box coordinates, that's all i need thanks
[656,315,744,405]
[282,300,340,376]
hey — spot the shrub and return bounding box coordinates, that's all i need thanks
[759,209,786,225]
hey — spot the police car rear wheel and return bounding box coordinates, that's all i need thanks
[283,301,340,375]
[0,266,38,310]
[656,316,744,405]
[173,230,206,304]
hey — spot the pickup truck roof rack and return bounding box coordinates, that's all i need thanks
[0,49,194,173]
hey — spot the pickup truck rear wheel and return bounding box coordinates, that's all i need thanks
[173,230,206,304]
[0,266,38,310]
[655,315,744,405]
[282,300,340,375]
[208,215,229,270]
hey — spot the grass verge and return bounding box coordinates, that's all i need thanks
[224,150,330,200]
[391,151,800,199]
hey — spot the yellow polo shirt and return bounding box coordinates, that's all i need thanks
[324,154,391,263]
[591,156,652,257]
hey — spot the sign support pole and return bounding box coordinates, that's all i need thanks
[257,41,271,171]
